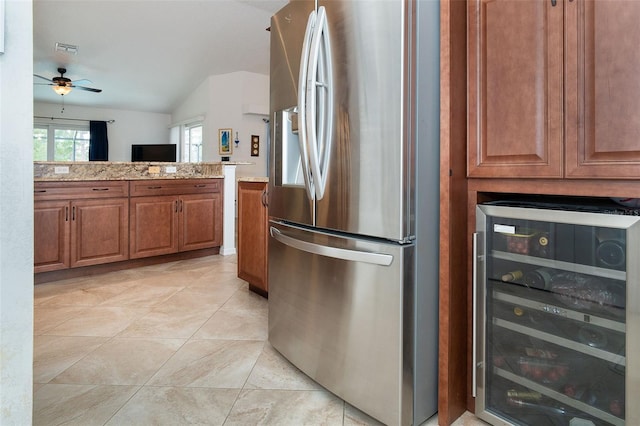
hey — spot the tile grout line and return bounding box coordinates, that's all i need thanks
[101,269,246,425]
[34,255,369,425]
[221,339,268,426]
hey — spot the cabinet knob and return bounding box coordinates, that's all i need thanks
[551,0,557,6]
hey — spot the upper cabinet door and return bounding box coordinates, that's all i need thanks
[468,0,564,178]
[565,0,640,178]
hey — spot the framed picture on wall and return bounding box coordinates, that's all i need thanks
[219,128,232,155]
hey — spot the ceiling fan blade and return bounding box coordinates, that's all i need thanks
[72,85,102,93]
[34,74,52,82]
[72,79,93,85]
[34,83,55,86]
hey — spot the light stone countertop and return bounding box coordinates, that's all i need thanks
[237,176,269,183]
[33,161,253,181]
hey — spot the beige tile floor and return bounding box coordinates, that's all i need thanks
[34,254,483,426]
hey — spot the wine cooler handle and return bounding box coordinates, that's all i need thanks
[472,232,478,398]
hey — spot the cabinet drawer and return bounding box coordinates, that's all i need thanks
[129,179,221,197]
[34,181,129,201]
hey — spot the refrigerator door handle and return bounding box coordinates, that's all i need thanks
[305,5,333,200]
[270,226,394,266]
[297,9,317,201]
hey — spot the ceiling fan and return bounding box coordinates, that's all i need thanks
[34,67,102,96]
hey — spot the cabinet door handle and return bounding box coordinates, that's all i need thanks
[194,184,206,188]
[179,200,183,212]
[65,206,69,222]
[175,200,178,213]
[35,189,47,193]
[72,206,76,221]
[92,188,110,191]
[261,191,269,207]
[148,186,162,189]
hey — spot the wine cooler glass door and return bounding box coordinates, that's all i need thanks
[475,204,640,426]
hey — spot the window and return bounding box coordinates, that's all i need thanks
[183,122,203,163]
[169,117,204,163]
[34,124,90,161]
[33,128,48,161]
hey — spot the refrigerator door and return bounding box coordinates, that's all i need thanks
[314,0,413,242]
[269,0,315,226]
[268,220,415,426]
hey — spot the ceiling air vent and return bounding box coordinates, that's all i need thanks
[55,43,78,54]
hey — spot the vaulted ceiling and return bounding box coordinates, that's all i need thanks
[33,0,287,114]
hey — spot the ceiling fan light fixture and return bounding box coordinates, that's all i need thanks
[52,85,72,96]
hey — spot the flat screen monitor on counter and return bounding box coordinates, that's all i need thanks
[131,144,177,162]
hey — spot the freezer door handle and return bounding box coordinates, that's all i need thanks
[270,226,393,266]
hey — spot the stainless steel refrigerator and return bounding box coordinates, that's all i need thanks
[267,1,439,425]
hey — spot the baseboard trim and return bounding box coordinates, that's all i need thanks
[34,247,220,284]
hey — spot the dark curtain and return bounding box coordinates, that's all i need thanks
[89,121,109,161]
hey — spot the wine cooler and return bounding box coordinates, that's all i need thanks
[474,201,640,426]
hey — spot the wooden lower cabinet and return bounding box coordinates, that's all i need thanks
[71,198,129,268]
[129,180,223,259]
[35,178,223,273]
[129,195,178,258]
[237,181,268,296]
[34,200,71,272]
[129,193,222,258]
[180,193,222,251]
[34,181,129,273]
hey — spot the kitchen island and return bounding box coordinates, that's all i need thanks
[34,161,247,283]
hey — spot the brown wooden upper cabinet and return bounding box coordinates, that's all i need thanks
[468,0,640,179]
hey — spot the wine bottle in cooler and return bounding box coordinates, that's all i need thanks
[523,268,555,290]
[596,228,626,269]
[501,270,523,283]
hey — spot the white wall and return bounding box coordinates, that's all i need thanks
[1,0,34,423]
[173,71,269,177]
[34,102,171,161]
[171,78,208,124]
[236,72,270,178]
